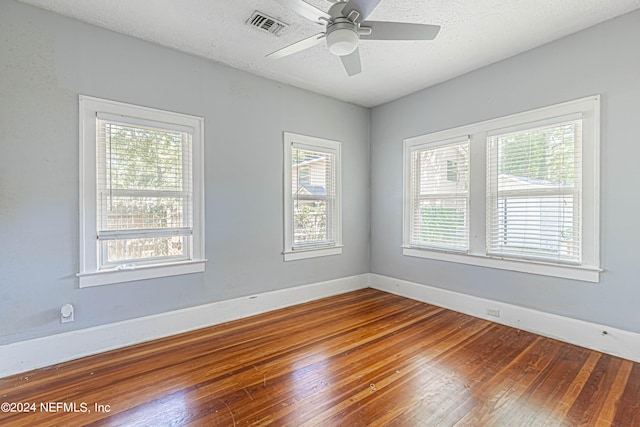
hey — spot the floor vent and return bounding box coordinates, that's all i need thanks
[247,11,288,36]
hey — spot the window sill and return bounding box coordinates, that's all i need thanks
[77,259,207,287]
[402,247,601,282]
[283,245,343,261]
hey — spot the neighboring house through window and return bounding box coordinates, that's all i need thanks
[283,132,342,261]
[78,96,205,287]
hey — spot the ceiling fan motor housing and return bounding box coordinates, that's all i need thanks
[326,19,359,56]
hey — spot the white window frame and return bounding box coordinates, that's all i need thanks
[403,95,601,282]
[78,95,206,287]
[283,132,343,261]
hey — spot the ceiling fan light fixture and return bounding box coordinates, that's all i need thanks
[326,27,359,56]
[268,0,441,76]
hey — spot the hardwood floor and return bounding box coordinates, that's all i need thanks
[1,288,639,426]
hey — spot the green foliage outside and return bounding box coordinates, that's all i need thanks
[106,124,185,190]
[498,123,576,185]
[104,123,188,231]
[294,203,327,244]
[418,204,466,248]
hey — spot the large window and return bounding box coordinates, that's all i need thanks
[283,132,342,261]
[403,96,600,282]
[79,96,205,287]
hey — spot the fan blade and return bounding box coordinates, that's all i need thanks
[271,0,330,23]
[340,48,362,76]
[342,0,383,22]
[266,33,325,59]
[360,22,441,40]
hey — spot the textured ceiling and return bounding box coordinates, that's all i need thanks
[19,0,640,107]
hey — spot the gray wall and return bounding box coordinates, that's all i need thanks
[0,1,370,344]
[2,0,639,347]
[371,9,640,333]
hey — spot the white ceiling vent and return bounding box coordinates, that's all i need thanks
[247,11,288,36]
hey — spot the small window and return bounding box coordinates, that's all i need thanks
[78,96,205,287]
[406,137,470,251]
[283,132,342,261]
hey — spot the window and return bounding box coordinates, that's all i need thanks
[78,96,205,287]
[487,117,581,263]
[407,137,470,251]
[283,132,342,261]
[403,96,600,282]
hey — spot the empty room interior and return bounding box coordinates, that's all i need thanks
[2,0,640,425]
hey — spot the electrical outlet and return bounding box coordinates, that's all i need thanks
[61,304,74,323]
[486,308,501,318]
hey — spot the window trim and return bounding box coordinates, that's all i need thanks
[283,132,343,261]
[403,95,601,282]
[78,95,206,287]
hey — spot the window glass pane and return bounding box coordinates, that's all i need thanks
[102,123,190,192]
[494,195,578,258]
[104,236,186,263]
[488,120,581,263]
[291,148,335,246]
[497,123,577,187]
[293,199,328,245]
[101,196,186,231]
[416,145,469,196]
[298,166,311,186]
[412,198,468,248]
[97,119,193,265]
[410,140,469,251]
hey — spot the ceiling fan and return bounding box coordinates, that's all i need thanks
[267,0,440,76]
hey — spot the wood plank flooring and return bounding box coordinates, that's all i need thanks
[1,288,639,426]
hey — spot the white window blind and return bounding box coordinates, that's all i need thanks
[487,117,582,264]
[408,138,470,251]
[291,145,337,248]
[96,117,193,267]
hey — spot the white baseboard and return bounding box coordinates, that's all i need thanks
[0,274,369,378]
[369,273,640,363]
[4,272,637,379]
